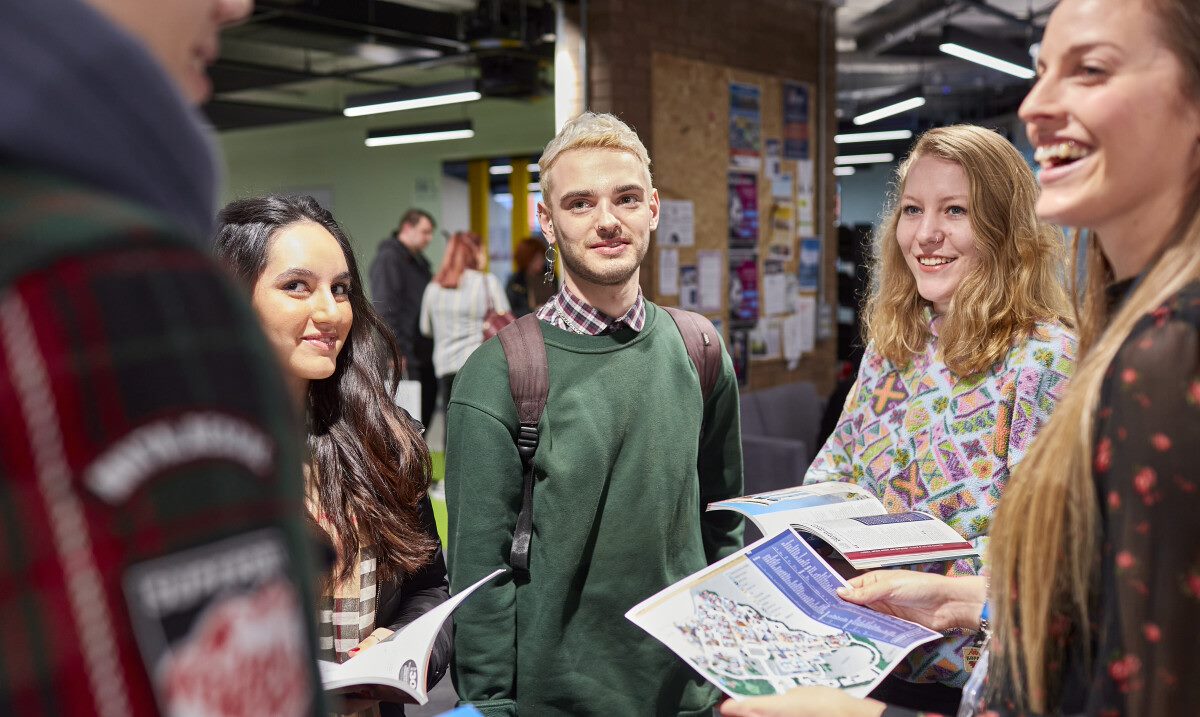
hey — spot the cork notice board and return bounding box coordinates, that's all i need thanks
[648,51,835,393]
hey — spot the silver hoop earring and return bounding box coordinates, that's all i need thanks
[543,244,557,285]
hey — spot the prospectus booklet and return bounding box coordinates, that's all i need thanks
[319,568,504,705]
[626,530,940,700]
[708,483,978,569]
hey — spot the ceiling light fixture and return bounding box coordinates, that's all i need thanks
[852,91,926,126]
[939,26,1036,80]
[345,79,482,118]
[835,152,895,165]
[833,167,856,176]
[834,129,914,144]
[489,163,540,176]
[365,121,474,147]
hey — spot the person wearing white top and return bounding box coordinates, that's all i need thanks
[420,231,511,398]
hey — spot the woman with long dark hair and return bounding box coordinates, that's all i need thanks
[215,195,449,716]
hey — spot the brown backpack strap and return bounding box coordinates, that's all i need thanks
[663,306,721,402]
[496,313,548,575]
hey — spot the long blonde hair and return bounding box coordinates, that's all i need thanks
[988,1,1200,709]
[863,125,1070,376]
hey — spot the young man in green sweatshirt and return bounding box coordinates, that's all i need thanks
[446,112,744,716]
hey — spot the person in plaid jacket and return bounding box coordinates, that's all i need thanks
[0,0,324,715]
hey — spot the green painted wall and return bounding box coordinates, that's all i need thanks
[216,95,554,289]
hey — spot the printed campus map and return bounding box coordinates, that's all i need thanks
[627,530,940,700]
[679,588,886,696]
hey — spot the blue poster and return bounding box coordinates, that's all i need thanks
[783,82,810,160]
[729,82,762,170]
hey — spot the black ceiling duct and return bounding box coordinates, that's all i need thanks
[478,54,542,98]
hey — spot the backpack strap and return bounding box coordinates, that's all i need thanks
[662,306,721,402]
[496,313,548,575]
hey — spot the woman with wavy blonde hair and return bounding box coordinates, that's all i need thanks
[803,124,1076,713]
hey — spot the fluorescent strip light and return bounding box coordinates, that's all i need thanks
[939,42,1035,79]
[344,79,481,118]
[345,91,481,117]
[835,153,894,165]
[491,163,539,175]
[365,121,474,147]
[835,129,913,144]
[833,167,856,176]
[527,183,541,192]
[853,97,925,126]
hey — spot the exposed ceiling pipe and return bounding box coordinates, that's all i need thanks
[861,2,965,56]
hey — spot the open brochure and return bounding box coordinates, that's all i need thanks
[708,483,978,569]
[318,568,504,705]
[626,529,941,700]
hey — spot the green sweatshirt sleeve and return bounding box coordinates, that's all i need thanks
[445,395,523,713]
[697,341,745,564]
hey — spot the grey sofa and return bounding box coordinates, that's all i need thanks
[738,381,826,539]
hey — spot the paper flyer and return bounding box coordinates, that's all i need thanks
[762,260,788,316]
[768,203,795,261]
[729,82,762,171]
[749,319,782,361]
[658,199,695,247]
[798,237,822,292]
[728,172,759,250]
[792,296,817,355]
[659,248,680,296]
[698,251,724,313]
[680,265,699,310]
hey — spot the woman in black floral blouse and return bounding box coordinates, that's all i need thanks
[721,0,1200,716]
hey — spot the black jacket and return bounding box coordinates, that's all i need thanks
[370,238,433,373]
[377,495,452,716]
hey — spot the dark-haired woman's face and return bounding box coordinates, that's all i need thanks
[250,220,353,387]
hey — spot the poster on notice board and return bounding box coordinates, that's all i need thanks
[782,81,810,161]
[728,172,759,250]
[729,251,760,326]
[729,82,762,171]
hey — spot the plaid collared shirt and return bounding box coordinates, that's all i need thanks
[535,284,646,335]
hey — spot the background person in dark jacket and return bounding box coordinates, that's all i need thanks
[369,208,438,424]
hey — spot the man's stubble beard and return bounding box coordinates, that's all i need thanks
[552,218,648,288]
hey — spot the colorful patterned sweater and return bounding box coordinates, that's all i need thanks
[806,318,1076,687]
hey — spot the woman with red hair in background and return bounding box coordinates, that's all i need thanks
[419,231,511,398]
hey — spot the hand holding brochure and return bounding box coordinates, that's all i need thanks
[626,530,941,700]
[708,483,977,569]
[319,569,504,705]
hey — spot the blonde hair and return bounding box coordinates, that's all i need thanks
[538,112,651,198]
[863,125,1070,376]
[989,0,1200,709]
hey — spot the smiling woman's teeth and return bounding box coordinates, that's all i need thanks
[1034,141,1091,165]
[918,257,954,266]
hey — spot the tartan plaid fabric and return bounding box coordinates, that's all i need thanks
[534,283,646,335]
[0,166,322,715]
[317,547,379,663]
